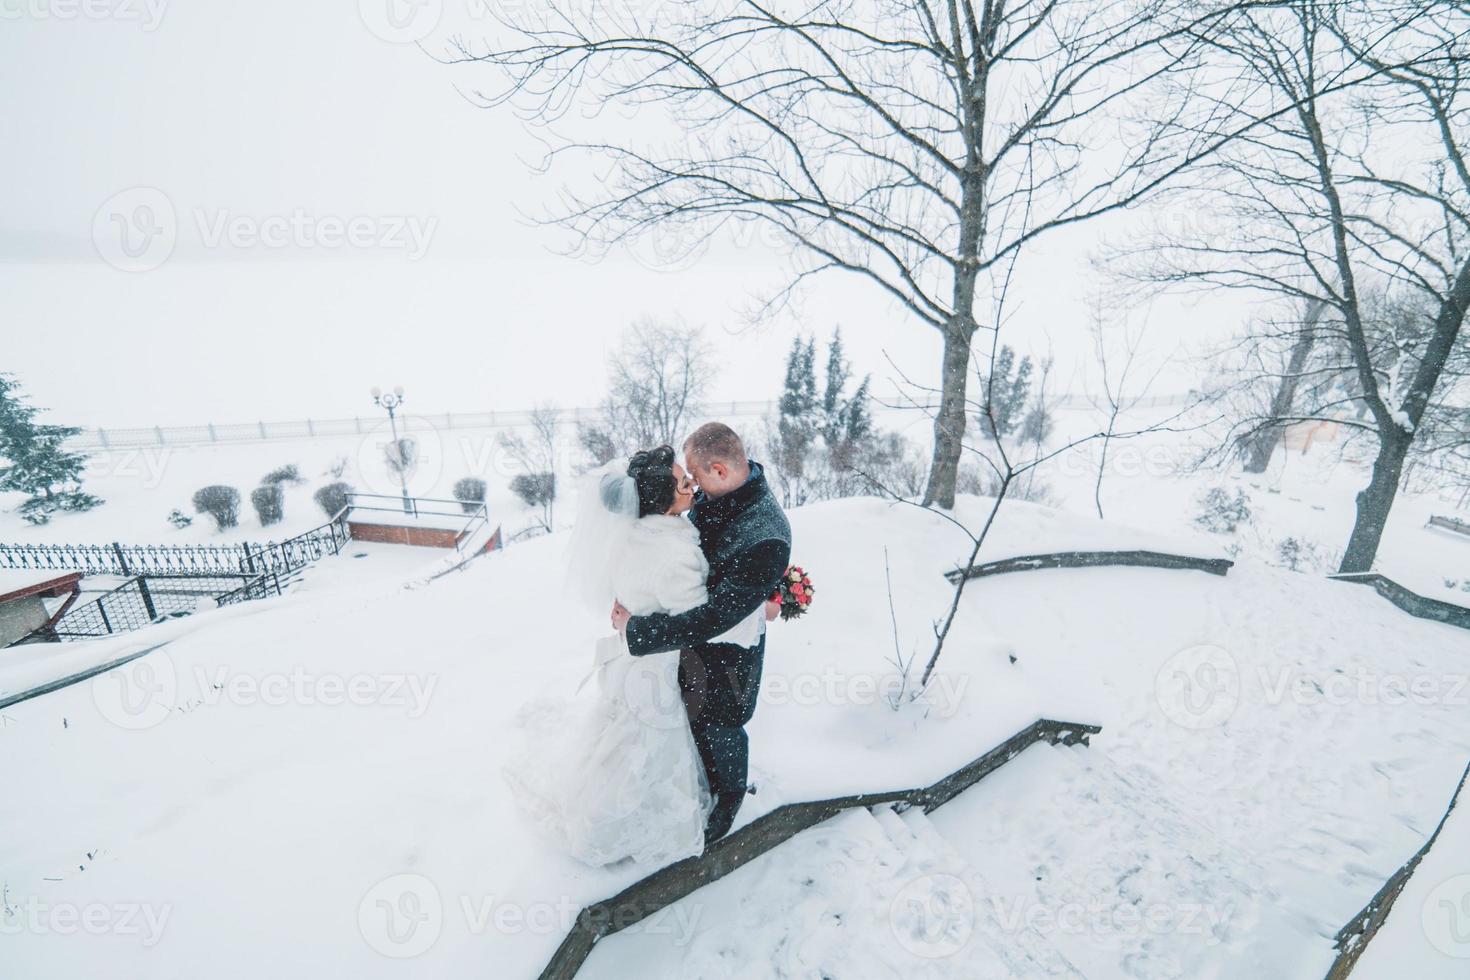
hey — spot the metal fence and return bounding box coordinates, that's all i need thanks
[0,515,350,579]
[67,395,1195,450]
[50,572,281,639]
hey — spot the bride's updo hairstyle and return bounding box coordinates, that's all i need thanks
[626,445,677,518]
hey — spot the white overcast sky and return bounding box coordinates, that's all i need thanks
[0,0,1251,430]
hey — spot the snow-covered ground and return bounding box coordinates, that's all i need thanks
[2,494,1468,978]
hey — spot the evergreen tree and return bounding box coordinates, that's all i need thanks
[978,346,1034,437]
[821,328,849,437]
[777,337,818,478]
[0,375,100,524]
[843,375,874,444]
[779,336,818,432]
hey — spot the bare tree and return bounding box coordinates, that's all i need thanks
[1086,309,1167,519]
[1123,1,1470,571]
[454,0,1244,508]
[1237,299,1326,474]
[499,402,560,531]
[870,346,1198,692]
[578,318,713,461]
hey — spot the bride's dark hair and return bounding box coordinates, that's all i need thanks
[626,445,677,518]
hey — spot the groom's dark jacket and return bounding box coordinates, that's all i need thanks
[626,461,791,722]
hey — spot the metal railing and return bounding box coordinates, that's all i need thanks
[344,492,490,551]
[0,514,351,579]
[49,573,280,640]
[5,514,348,643]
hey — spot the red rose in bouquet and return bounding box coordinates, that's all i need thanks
[770,565,814,621]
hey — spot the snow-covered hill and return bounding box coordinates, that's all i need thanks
[1,496,1467,979]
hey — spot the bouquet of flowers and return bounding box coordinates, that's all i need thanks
[771,565,814,621]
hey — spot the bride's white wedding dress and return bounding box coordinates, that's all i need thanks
[503,514,715,867]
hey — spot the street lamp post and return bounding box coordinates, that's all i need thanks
[372,385,412,514]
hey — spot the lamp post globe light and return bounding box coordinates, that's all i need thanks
[372,385,412,513]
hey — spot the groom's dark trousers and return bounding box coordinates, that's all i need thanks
[625,461,791,844]
[680,634,766,841]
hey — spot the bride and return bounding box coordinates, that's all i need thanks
[503,446,720,867]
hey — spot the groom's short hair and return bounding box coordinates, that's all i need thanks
[684,422,745,467]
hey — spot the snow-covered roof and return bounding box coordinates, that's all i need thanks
[0,569,82,602]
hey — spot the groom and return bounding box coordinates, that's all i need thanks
[612,422,791,844]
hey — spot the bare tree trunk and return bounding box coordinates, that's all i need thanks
[1339,430,1410,572]
[1243,300,1325,473]
[924,324,973,509]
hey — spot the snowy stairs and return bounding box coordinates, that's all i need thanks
[866,801,1088,978]
[922,740,1329,979]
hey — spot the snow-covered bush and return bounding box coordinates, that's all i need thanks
[166,508,193,529]
[510,472,555,510]
[314,482,351,519]
[452,477,487,514]
[1275,536,1333,573]
[250,484,285,527]
[192,485,241,531]
[1194,487,1252,534]
[15,489,100,525]
[261,464,304,486]
[323,456,349,479]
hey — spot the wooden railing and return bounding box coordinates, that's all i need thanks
[944,549,1234,584]
[1329,572,1470,632]
[1324,760,1470,979]
[536,717,1101,980]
